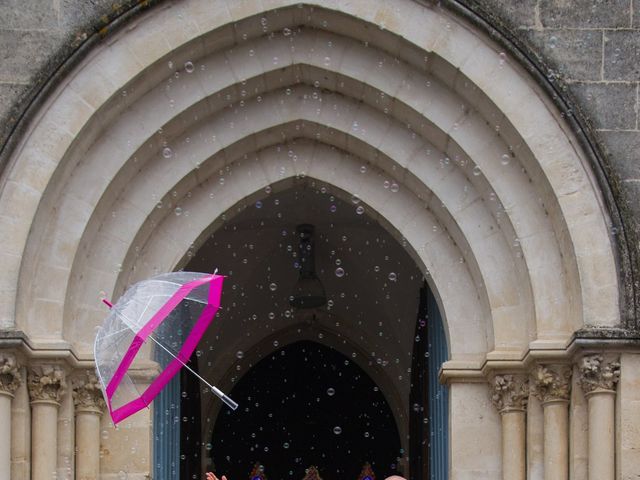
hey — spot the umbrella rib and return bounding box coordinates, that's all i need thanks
[146,333,238,410]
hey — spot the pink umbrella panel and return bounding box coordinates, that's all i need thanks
[94,272,238,425]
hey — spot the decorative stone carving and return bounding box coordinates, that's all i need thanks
[531,364,572,404]
[0,353,21,396]
[490,374,529,413]
[72,371,106,413]
[578,354,620,395]
[28,365,66,403]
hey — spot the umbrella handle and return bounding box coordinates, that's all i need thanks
[210,386,239,411]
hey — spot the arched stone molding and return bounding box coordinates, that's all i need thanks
[0,2,619,366]
[85,138,491,359]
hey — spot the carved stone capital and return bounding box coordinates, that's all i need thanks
[28,365,67,404]
[578,354,620,395]
[531,364,572,404]
[0,353,21,397]
[72,371,106,413]
[490,374,529,413]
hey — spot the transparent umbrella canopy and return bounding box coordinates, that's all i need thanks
[94,271,238,425]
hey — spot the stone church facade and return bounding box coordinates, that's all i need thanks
[0,1,639,479]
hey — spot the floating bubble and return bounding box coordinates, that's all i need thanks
[351,194,361,204]
[236,351,244,359]
[283,442,290,449]
[500,153,511,166]
[327,387,335,396]
[388,272,397,281]
[162,147,173,158]
[335,267,345,277]
[269,283,277,291]
[472,165,482,176]
[390,183,399,193]
[333,426,342,435]
[329,205,337,213]
[360,165,367,173]
[356,205,365,215]
[283,27,292,36]
[174,207,183,216]
[273,340,279,347]
[255,201,263,209]
[184,61,195,73]
[205,443,213,451]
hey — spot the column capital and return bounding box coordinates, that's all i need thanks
[72,370,106,414]
[490,373,529,413]
[28,365,66,405]
[578,354,620,395]
[531,364,572,405]
[0,353,21,397]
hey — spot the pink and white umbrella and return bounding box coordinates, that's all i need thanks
[95,271,238,425]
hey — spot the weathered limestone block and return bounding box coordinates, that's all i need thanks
[27,365,66,404]
[578,354,620,394]
[72,371,105,413]
[531,364,572,404]
[490,373,529,412]
[0,353,21,397]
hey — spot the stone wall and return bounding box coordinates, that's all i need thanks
[470,0,640,323]
[0,0,154,162]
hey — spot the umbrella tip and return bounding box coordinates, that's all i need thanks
[213,268,218,276]
[102,298,113,308]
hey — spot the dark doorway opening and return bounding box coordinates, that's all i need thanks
[209,341,402,480]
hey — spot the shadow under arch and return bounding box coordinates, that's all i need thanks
[208,339,402,480]
[155,180,451,480]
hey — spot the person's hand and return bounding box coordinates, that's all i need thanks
[206,472,228,480]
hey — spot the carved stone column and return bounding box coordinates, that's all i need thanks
[491,374,528,480]
[73,371,105,480]
[0,354,21,480]
[531,365,571,480]
[28,365,66,480]
[578,355,620,480]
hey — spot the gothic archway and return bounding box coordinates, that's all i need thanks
[0,1,624,477]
